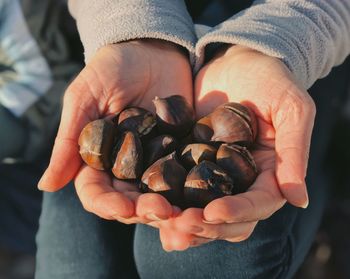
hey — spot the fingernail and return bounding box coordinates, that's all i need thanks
[37,175,45,190]
[296,188,309,209]
[145,213,168,221]
[190,238,212,247]
[162,246,173,253]
[301,199,309,209]
[302,190,309,208]
[190,226,204,233]
[202,219,222,225]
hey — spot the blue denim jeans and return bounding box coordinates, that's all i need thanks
[35,60,350,279]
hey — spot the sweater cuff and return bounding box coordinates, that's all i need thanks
[68,0,197,64]
[195,1,350,89]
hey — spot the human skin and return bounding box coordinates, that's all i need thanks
[38,41,315,250]
[152,45,316,251]
[38,40,193,224]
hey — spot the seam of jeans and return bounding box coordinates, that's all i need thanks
[278,216,298,279]
[284,234,295,279]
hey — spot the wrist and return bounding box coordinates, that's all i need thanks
[126,39,189,58]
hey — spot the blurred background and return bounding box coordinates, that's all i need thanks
[1,0,349,278]
[0,1,83,278]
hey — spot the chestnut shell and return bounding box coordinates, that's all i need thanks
[216,144,257,193]
[192,115,214,143]
[112,131,143,179]
[211,102,257,146]
[118,107,156,137]
[153,95,194,138]
[143,135,178,168]
[180,143,217,170]
[140,153,187,206]
[184,161,234,208]
[78,119,116,170]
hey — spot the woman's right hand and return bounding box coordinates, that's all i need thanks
[38,40,193,224]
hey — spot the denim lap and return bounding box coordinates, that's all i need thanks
[35,184,138,279]
[134,171,327,279]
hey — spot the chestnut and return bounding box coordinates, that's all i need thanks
[143,135,178,167]
[192,115,214,143]
[179,143,217,170]
[216,144,257,193]
[210,102,257,146]
[112,131,143,179]
[184,161,234,208]
[78,119,116,170]
[140,152,187,206]
[153,95,194,138]
[118,107,156,137]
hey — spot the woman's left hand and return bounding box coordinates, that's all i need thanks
[153,44,315,251]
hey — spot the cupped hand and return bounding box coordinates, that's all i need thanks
[38,40,193,223]
[156,45,315,251]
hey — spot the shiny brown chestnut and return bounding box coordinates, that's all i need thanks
[118,107,156,137]
[112,131,143,179]
[153,95,195,138]
[192,115,214,143]
[180,143,217,170]
[211,102,257,146]
[78,119,116,170]
[140,152,187,206]
[143,135,178,168]
[184,161,234,208]
[217,144,257,193]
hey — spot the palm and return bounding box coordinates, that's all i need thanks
[151,46,316,251]
[77,41,192,117]
[39,40,193,221]
[195,45,315,208]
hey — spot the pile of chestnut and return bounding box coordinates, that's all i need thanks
[79,95,258,208]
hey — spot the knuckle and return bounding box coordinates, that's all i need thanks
[277,86,310,115]
[81,200,92,213]
[115,217,134,225]
[63,85,77,104]
[76,184,93,213]
[200,228,220,240]
[141,193,165,204]
[211,197,235,220]
[284,93,304,116]
[90,194,103,213]
[237,229,253,241]
[228,228,255,243]
[304,94,316,117]
[287,88,315,118]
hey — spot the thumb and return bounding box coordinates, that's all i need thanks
[273,90,316,208]
[38,80,99,192]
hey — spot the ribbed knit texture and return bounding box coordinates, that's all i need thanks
[69,0,350,89]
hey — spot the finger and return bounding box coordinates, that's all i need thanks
[113,180,174,223]
[112,179,141,194]
[159,228,192,252]
[189,237,214,247]
[203,170,285,223]
[170,208,257,242]
[113,216,160,226]
[75,165,134,220]
[38,78,98,192]
[136,193,174,221]
[197,222,257,243]
[273,89,316,208]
